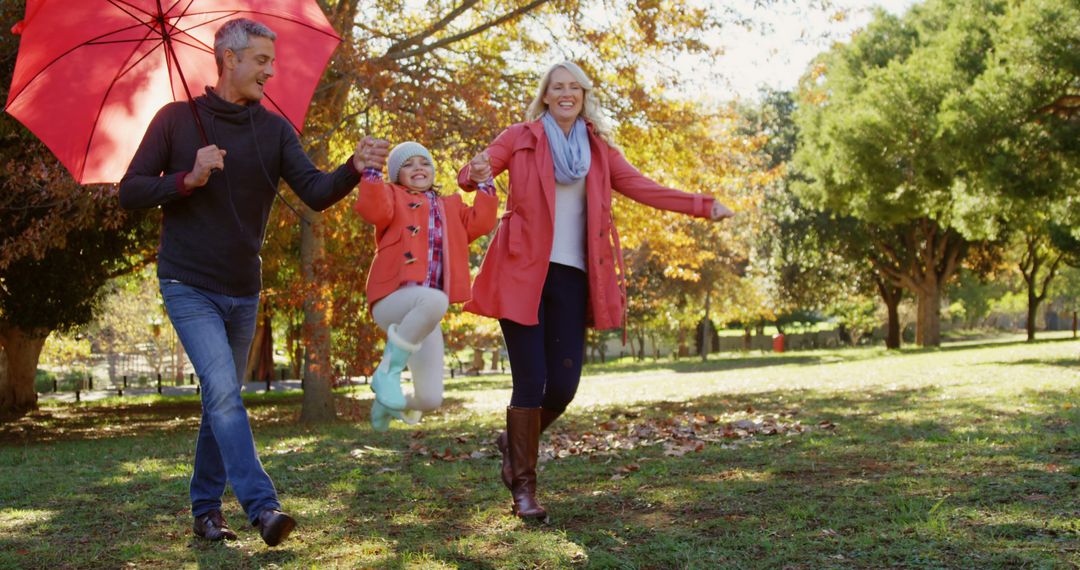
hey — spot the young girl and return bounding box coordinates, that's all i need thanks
[355,140,498,430]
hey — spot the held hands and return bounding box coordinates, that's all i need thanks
[354,136,390,171]
[468,151,492,183]
[184,145,226,190]
[711,201,735,221]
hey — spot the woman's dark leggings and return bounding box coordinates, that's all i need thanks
[500,263,588,412]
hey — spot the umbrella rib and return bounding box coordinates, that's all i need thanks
[5,23,160,107]
[107,0,157,21]
[168,35,215,55]
[261,93,298,133]
[79,26,165,182]
[106,0,161,35]
[178,10,343,40]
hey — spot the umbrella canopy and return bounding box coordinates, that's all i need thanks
[5,0,341,184]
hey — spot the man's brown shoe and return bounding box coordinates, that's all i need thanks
[193,510,238,541]
[254,509,295,547]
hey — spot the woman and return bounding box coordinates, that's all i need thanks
[458,61,734,521]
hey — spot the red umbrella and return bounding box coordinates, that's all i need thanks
[4,0,341,184]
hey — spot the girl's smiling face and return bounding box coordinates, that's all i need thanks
[398,155,435,192]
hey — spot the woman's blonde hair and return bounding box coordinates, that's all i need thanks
[525,61,616,146]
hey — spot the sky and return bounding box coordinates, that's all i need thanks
[687,0,918,100]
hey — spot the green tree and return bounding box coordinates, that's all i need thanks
[748,90,905,348]
[939,0,1080,341]
[0,0,155,417]
[794,0,1014,346]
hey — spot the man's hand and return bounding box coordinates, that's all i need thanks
[468,151,492,183]
[183,145,226,190]
[711,201,735,221]
[354,136,390,171]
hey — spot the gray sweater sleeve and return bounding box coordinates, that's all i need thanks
[118,106,188,210]
[278,124,360,211]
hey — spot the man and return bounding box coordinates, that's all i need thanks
[120,18,388,547]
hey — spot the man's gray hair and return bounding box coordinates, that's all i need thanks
[214,18,276,74]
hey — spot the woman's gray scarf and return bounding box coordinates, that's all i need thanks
[542,112,591,184]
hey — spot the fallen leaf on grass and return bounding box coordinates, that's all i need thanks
[615,463,641,474]
[431,447,464,462]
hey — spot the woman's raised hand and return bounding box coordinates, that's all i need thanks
[711,201,735,221]
[469,151,492,183]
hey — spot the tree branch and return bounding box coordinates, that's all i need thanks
[375,0,551,63]
[383,0,482,58]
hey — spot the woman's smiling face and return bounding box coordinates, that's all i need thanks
[542,66,584,129]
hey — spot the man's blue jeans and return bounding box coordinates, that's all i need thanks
[160,280,280,524]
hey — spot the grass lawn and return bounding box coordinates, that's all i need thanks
[1,332,1077,569]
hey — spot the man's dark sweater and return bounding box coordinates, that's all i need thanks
[120,88,359,296]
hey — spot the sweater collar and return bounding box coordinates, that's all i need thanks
[198,86,265,124]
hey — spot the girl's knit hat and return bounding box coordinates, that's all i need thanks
[387,141,434,184]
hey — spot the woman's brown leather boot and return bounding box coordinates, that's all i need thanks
[497,407,561,489]
[506,406,547,521]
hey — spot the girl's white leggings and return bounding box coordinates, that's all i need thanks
[371,286,449,412]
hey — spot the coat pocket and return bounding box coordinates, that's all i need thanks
[370,229,405,284]
[496,211,524,258]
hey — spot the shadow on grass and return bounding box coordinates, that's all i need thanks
[1,357,1077,568]
[534,385,1078,568]
[923,334,1078,354]
[989,358,1080,368]
[0,393,306,445]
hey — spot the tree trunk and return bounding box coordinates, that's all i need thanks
[174,339,186,384]
[1026,293,1038,342]
[915,286,941,347]
[245,309,274,382]
[871,219,964,348]
[297,1,361,420]
[876,277,903,350]
[700,292,711,361]
[0,325,49,418]
[885,298,901,349]
[299,205,336,423]
[1017,233,1063,343]
[287,319,302,379]
[471,346,485,374]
